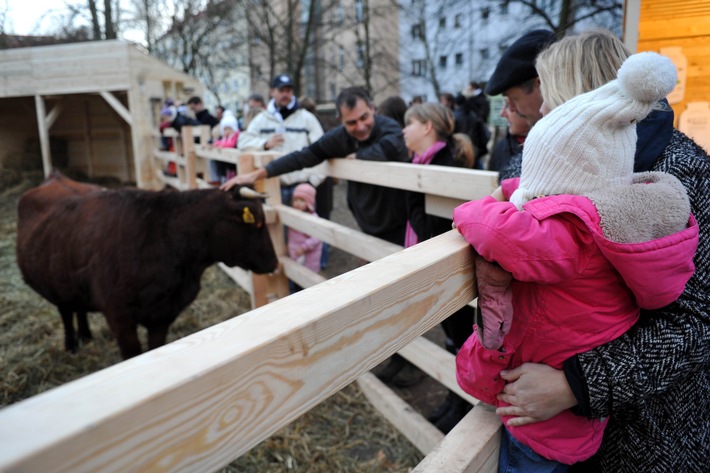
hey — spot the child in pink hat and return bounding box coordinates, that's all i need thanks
[288,183,323,291]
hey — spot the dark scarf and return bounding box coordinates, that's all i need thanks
[634,99,674,172]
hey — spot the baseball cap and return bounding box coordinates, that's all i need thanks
[271,74,294,89]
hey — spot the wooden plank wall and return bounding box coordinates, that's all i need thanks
[637,0,710,127]
[0,41,132,98]
[56,94,133,180]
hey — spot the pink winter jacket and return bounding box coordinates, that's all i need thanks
[452,176,698,464]
[287,213,323,273]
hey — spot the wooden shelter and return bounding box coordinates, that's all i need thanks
[625,0,710,143]
[0,40,203,188]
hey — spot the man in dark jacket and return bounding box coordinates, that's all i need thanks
[222,86,409,245]
[187,96,220,129]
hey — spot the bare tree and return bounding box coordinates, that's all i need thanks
[307,0,401,102]
[83,0,120,39]
[246,0,323,95]
[505,0,623,35]
[152,0,250,105]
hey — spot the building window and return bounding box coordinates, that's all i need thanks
[355,0,363,22]
[455,53,464,66]
[454,14,462,28]
[339,46,345,71]
[439,55,447,68]
[480,48,489,60]
[439,16,446,28]
[481,7,490,20]
[411,22,424,40]
[356,43,365,68]
[412,59,426,77]
[500,2,509,14]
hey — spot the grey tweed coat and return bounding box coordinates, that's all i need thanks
[502,130,710,472]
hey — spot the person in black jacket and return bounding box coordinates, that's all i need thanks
[187,96,220,129]
[222,87,409,245]
[453,93,490,169]
[402,102,476,433]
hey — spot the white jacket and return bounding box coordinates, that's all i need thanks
[238,107,326,187]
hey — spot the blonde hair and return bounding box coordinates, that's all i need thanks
[536,29,630,110]
[404,103,475,168]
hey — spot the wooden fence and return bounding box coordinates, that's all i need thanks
[0,126,503,472]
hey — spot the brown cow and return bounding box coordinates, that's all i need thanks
[17,171,278,359]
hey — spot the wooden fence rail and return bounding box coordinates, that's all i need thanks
[158,125,504,469]
[0,126,504,472]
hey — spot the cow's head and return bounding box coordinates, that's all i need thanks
[212,186,278,274]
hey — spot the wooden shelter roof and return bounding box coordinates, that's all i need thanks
[0,39,201,98]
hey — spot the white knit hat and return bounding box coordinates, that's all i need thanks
[219,111,238,135]
[510,52,678,209]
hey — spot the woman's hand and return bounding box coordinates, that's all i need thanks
[495,363,577,427]
[220,169,267,191]
[491,186,505,202]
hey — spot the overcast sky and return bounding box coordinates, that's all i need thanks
[5,0,146,43]
[4,0,85,35]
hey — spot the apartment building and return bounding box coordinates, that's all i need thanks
[399,0,622,104]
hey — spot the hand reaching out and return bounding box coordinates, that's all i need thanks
[220,169,267,191]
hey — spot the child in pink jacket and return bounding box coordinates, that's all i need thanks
[287,183,323,292]
[453,52,699,470]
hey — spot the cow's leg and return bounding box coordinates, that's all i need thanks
[147,324,170,351]
[58,306,77,352]
[104,312,142,359]
[76,311,93,345]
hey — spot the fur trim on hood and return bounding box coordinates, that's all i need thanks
[584,171,690,244]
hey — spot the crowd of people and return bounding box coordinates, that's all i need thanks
[159,28,710,471]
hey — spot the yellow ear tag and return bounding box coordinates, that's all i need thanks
[242,206,256,224]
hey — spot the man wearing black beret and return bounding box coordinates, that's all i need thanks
[486,29,556,128]
[485,29,556,180]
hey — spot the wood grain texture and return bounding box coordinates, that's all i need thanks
[0,231,476,473]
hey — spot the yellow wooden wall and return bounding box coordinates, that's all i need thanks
[637,0,710,126]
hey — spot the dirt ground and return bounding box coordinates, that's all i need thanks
[0,173,452,472]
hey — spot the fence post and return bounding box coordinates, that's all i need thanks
[181,126,198,189]
[237,153,290,307]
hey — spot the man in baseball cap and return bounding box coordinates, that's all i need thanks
[271,74,294,90]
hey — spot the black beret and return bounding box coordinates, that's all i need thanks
[485,29,557,96]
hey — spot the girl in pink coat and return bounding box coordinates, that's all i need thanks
[453,52,699,471]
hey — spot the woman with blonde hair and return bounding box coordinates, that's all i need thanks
[494,29,710,473]
[402,102,476,433]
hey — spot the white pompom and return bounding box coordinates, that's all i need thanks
[617,52,677,103]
